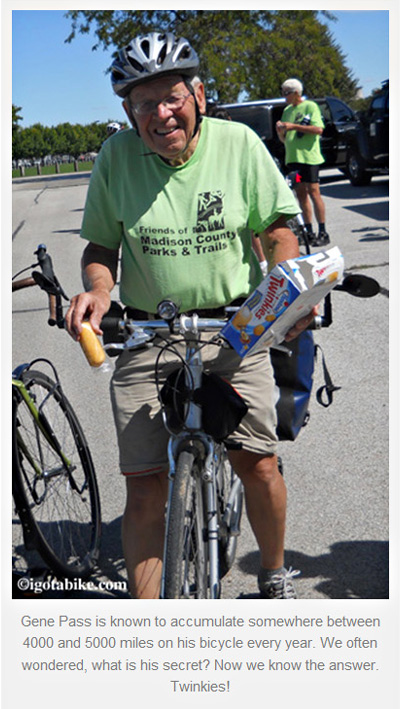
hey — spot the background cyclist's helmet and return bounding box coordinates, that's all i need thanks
[107,122,122,135]
[110,32,200,98]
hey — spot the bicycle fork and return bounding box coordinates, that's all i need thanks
[161,432,221,599]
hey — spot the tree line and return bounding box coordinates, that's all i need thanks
[65,10,360,102]
[12,108,118,161]
[14,10,379,161]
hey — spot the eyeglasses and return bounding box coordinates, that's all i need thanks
[131,92,192,117]
[282,90,294,97]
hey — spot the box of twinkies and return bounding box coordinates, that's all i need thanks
[221,246,344,356]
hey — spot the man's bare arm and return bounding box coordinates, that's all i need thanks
[259,215,300,267]
[65,243,119,339]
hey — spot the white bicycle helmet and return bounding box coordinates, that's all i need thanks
[107,122,122,135]
[110,32,199,98]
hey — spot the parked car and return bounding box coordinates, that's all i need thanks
[344,80,389,186]
[221,96,358,173]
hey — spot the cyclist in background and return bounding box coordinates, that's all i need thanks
[276,78,330,247]
[106,121,123,137]
[66,32,317,600]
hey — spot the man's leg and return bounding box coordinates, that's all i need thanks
[308,182,326,225]
[122,471,168,599]
[227,449,286,569]
[295,182,313,227]
[228,448,298,598]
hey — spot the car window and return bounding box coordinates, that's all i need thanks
[317,101,332,124]
[370,95,386,112]
[328,98,355,122]
[227,106,273,140]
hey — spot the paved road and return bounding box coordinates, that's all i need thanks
[12,169,389,599]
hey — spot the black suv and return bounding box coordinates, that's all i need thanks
[221,96,357,173]
[344,80,389,185]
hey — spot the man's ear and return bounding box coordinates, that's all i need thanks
[195,83,207,115]
[122,99,139,133]
[122,99,134,125]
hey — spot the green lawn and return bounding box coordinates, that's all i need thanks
[12,161,94,179]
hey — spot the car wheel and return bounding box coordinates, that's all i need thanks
[347,151,372,186]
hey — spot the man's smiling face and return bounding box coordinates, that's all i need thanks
[125,75,206,166]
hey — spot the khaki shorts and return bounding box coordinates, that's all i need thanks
[110,335,278,476]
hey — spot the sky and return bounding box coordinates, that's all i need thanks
[11,9,391,128]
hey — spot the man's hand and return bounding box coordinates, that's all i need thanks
[276,121,287,141]
[284,306,319,342]
[65,289,111,341]
[276,120,322,136]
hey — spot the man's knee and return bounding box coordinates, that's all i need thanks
[308,183,322,200]
[124,472,167,523]
[228,450,280,485]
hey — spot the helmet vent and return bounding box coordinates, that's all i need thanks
[112,68,125,81]
[127,56,145,73]
[178,46,191,61]
[157,44,168,66]
[141,39,150,58]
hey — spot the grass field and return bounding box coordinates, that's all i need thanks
[12,161,94,179]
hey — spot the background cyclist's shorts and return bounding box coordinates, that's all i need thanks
[286,162,321,184]
[110,334,278,476]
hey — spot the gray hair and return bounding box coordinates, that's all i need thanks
[281,78,303,96]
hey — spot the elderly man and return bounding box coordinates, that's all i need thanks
[276,77,330,247]
[66,32,316,600]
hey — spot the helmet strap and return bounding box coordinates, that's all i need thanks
[185,80,203,141]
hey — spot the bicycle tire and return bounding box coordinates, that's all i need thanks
[12,369,101,579]
[163,449,208,599]
[216,446,243,578]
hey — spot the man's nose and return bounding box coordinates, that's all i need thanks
[155,100,174,119]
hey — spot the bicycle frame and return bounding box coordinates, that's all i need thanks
[158,314,232,598]
[13,369,73,473]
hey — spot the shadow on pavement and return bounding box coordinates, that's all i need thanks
[320,178,388,200]
[343,201,389,222]
[53,228,81,234]
[12,516,130,600]
[238,539,389,600]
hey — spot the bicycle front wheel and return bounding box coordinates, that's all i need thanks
[163,449,208,599]
[12,370,101,579]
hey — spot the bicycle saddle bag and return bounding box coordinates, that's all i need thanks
[270,331,341,441]
[160,369,248,442]
[270,330,315,441]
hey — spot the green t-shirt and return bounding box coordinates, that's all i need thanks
[81,117,300,313]
[282,100,325,165]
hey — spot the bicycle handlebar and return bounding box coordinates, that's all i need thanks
[12,244,69,328]
[13,247,380,341]
[101,269,380,355]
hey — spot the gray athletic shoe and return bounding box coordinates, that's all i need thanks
[310,232,330,247]
[258,566,300,599]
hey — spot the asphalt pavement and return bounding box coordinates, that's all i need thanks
[11,168,389,599]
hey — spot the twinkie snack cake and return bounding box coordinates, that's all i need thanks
[221,246,344,356]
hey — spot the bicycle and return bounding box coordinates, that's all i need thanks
[101,300,245,599]
[100,270,380,599]
[12,245,101,581]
